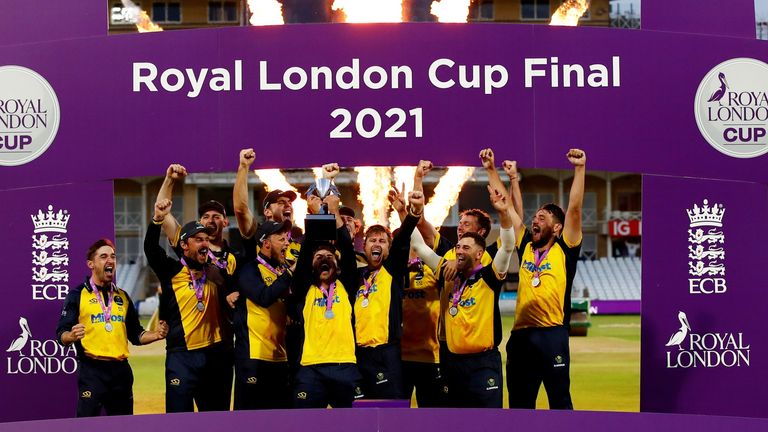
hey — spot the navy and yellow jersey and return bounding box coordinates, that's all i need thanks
[56,279,144,361]
[145,223,233,352]
[440,263,506,355]
[401,262,440,363]
[434,236,494,343]
[171,226,240,275]
[514,226,582,330]
[354,213,419,348]
[289,226,360,366]
[234,253,291,362]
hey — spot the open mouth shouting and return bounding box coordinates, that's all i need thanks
[198,247,209,260]
[104,264,115,279]
[369,246,383,264]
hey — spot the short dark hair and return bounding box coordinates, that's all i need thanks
[460,232,486,250]
[86,238,115,261]
[364,224,392,243]
[460,209,492,239]
[313,242,337,257]
[540,203,566,227]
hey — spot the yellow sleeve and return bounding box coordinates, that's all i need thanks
[515,225,526,249]
[563,230,583,249]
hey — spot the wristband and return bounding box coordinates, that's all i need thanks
[152,217,165,225]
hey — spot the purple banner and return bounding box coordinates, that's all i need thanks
[641,174,768,417]
[0,24,767,190]
[0,181,115,422]
[2,408,768,432]
[590,300,641,315]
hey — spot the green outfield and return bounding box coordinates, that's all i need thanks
[129,314,640,414]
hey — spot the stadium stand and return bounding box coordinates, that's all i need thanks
[573,257,641,300]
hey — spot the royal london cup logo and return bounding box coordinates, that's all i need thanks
[0,66,60,166]
[687,199,726,294]
[694,58,768,158]
[5,316,77,375]
[665,311,750,369]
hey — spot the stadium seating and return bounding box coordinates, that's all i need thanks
[117,263,141,298]
[573,257,641,300]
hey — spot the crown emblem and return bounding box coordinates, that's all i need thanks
[687,199,725,228]
[31,205,70,233]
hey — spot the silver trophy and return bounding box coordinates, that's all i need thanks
[305,178,340,240]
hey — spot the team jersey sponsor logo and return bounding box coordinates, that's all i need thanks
[313,295,341,307]
[521,260,552,273]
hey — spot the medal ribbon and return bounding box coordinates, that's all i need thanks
[207,250,228,269]
[451,264,483,309]
[320,282,336,313]
[89,278,114,326]
[181,257,206,305]
[533,247,551,284]
[361,269,379,300]
[257,255,285,277]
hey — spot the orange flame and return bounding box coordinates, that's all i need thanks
[430,0,471,23]
[136,10,164,32]
[253,169,308,230]
[549,0,589,26]
[388,166,416,229]
[355,167,393,228]
[120,0,163,32]
[248,0,285,25]
[424,167,474,227]
[333,0,404,23]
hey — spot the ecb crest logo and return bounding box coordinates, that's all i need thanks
[0,66,60,166]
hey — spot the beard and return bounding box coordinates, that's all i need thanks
[531,225,555,250]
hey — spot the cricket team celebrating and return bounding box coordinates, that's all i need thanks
[56,147,587,415]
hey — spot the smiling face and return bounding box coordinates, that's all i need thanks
[455,236,484,275]
[199,210,228,242]
[531,209,560,249]
[266,197,294,223]
[364,227,391,270]
[88,245,116,286]
[181,232,211,265]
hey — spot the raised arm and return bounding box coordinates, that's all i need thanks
[488,185,515,276]
[234,148,257,238]
[387,184,407,223]
[502,160,524,225]
[155,164,186,244]
[327,194,359,296]
[385,190,423,278]
[563,149,586,245]
[407,191,442,272]
[477,148,523,235]
[413,160,438,248]
[144,199,177,279]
